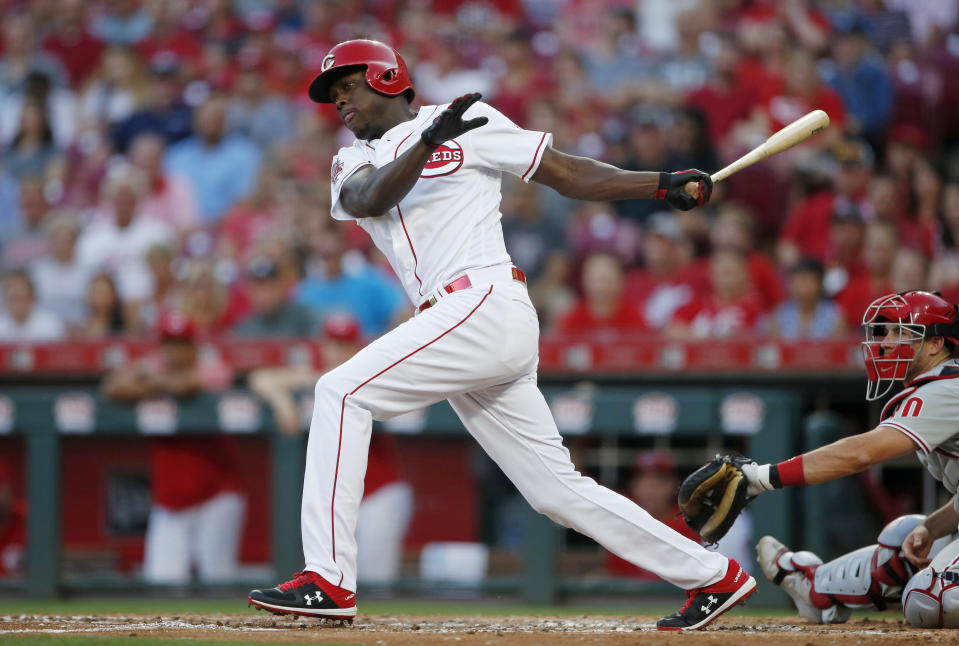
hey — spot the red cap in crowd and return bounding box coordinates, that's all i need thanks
[634,450,677,476]
[323,312,361,343]
[158,310,198,343]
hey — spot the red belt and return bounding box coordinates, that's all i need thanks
[418,267,527,312]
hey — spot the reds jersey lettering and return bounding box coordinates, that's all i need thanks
[329,101,551,302]
[421,143,463,178]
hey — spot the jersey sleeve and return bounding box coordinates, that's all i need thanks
[882,380,959,454]
[464,102,552,182]
[330,144,375,221]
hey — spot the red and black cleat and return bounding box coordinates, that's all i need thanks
[248,571,357,622]
[656,559,756,631]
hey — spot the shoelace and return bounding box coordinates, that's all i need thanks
[278,571,313,592]
[678,588,701,613]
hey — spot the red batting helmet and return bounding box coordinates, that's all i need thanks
[308,39,414,104]
[861,291,959,400]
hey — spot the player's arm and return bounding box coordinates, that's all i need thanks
[742,425,919,494]
[340,93,489,219]
[531,147,711,211]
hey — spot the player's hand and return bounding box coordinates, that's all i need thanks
[903,523,934,568]
[738,460,769,498]
[657,169,713,211]
[421,92,489,147]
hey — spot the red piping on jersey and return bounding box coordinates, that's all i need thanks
[883,420,930,454]
[936,446,959,460]
[390,106,439,298]
[521,133,548,181]
[329,286,494,567]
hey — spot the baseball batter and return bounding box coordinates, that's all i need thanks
[248,39,755,631]
[725,290,959,626]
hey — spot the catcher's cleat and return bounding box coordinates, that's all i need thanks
[248,571,357,620]
[656,559,756,631]
[756,535,848,623]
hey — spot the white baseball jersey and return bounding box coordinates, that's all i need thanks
[329,102,551,303]
[881,360,959,493]
[295,99,730,598]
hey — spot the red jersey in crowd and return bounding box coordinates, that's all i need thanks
[557,301,647,338]
[672,294,765,338]
[0,500,25,577]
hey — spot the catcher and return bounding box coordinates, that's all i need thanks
[679,290,959,626]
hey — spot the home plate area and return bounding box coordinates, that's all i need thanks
[1,614,955,645]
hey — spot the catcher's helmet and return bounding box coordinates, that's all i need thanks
[308,39,414,104]
[861,290,959,400]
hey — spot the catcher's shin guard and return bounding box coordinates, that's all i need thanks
[814,515,925,614]
[757,536,850,623]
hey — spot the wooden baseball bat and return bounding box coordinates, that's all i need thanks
[710,110,830,183]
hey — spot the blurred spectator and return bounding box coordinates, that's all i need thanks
[835,219,898,326]
[625,213,699,330]
[40,0,104,87]
[0,269,65,341]
[296,218,406,338]
[91,0,154,46]
[778,138,874,268]
[606,451,753,578]
[70,273,128,339]
[0,458,25,577]
[164,94,262,226]
[0,12,68,96]
[413,40,496,105]
[138,242,178,330]
[752,48,846,136]
[556,252,646,337]
[129,132,200,233]
[76,164,174,306]
[890,247,929,295]
[111,53,193,153]
[29,212,90,326]
[670,248,765,339]
[931,183,959,292]
[669,106,720,175]
[101,310,243,585]
[1,177,51,269]
[614,108,686,224]
[80,45,148,127]
[702,204,784,310]
[1,95,61,180]
[501,180,573,324]
[763,258,844,340]
[231,256,318,337]
[216,161,289,264]
[135,1,202,71]
[1,70,78,151]
[248,313,412,587]
[686,36,755,145]
[568,202,641,269]
[225,60,295,150]
[821,23,892,144]
[821,202,867,298]
[176,260,248,337]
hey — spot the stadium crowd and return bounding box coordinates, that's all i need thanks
[0,0,958,346]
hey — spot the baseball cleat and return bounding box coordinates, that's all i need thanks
[756,535,847,623]
[656,559,756,631]
[248,571,357,620]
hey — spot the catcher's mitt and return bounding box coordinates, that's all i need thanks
[678,455,754,543]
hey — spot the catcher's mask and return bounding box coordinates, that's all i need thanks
[861,291,959,400]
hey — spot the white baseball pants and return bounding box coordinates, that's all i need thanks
[143,491,245,584]
[301,270,728,592]
[355,481,414,586]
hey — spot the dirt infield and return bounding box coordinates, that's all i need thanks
[1,613,955,645]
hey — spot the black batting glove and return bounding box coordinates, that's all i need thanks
[656,169,713,211]
[421,92,489,147]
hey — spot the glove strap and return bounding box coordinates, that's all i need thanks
[655,172,669,200]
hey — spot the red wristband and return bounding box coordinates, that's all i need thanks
[775,455,806,487]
